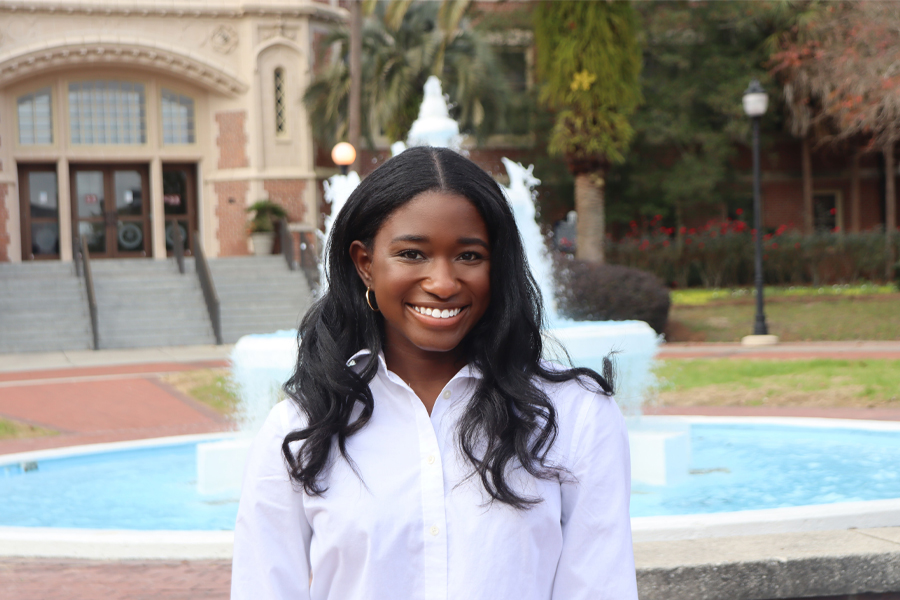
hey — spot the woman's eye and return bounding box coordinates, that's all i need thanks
[459,252,483,261]
[398,250,423,260]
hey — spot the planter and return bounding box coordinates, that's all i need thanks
[250,232,275,256]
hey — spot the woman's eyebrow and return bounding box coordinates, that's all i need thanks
[390,234,428,244]
[458,237,489,249]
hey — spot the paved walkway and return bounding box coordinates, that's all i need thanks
[0,346,233,455]
[1,341,899,599]
[658,340,900,360]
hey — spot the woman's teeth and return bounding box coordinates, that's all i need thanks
[412,306,462,319]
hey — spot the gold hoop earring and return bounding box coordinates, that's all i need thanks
[365,287,380,312]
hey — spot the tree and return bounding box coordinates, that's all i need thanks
[533,1,642,263]
[304,0,510,150]
[607,1,801,236]
[770,0,900,278]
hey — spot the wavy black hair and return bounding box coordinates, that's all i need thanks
[282,146,611,509]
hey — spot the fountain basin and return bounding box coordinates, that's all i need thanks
[3,416,900,560]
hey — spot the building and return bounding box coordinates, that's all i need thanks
[0,0,344,265]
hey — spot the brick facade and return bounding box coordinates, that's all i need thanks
[215,111,249,170]
[214,180,250,256]
[263,179,308,223]
[0,184,9,261]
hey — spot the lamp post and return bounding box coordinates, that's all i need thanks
[331,142,357,175]
[742,80,771,339]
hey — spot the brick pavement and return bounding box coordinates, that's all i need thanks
[0,558,232,600]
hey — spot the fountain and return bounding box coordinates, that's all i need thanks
[199,76,676,494]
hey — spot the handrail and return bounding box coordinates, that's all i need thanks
[279,219,297,271]
[172,221,185,274]
[80,236,100,351]
[192,231,223,345]
[73,235,83,277]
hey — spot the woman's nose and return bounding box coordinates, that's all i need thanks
[422,259,460,298]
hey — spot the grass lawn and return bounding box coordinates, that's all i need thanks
[666,292,900,342]
[0,418,57,441]
[162,368,241,417]
[654,358,900,408]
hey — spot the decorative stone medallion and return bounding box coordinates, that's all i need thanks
[210,25,238,54]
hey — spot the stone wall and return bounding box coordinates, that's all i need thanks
[215,111,249,170]
[214,181,249,256]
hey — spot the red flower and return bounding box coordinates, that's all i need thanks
[763,233,772,241]
[679,226,687,234]
[771,242,778,249]
[736,208,744,216]
[630,221,638,229]
[689,228,697,235]
[829,207,836,215]
[662,240,671,247]
[794,242,801,249]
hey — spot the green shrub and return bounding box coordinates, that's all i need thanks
[556,260,671,334]
[606,217,900,288]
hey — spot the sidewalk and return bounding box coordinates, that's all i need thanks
[0,345,235,455]
[658,340,900,360]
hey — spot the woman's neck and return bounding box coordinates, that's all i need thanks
[382,342,468,415]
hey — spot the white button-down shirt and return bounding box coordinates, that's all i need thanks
[232,350,637,600]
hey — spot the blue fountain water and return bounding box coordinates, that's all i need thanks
[3,422,900,530]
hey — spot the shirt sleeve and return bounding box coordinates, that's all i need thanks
[231,402,312,600]
[552,393,638,600]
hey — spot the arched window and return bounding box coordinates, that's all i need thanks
[17,88,53,145]
[161,89,196,145]
[69,81,146,144]
[274,68,287,136]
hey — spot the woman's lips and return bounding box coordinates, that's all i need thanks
[407,304,467,324]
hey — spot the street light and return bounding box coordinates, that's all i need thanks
[331,142,357,175]
[743,79,771,340]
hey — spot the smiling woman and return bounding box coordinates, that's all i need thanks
[231,147,637,600]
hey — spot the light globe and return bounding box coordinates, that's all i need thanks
[331,142,357,167]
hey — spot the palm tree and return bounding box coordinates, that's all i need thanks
[533,1,642,263]
[304,0,510,150]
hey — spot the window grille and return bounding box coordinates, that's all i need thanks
[17,88,53,145]
[274,68,287,136]
[161,89,196,145]
[68,81,146,144]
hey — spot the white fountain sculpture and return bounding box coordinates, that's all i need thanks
[198,76,683,495]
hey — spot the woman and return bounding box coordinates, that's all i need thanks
[231,147,637,600]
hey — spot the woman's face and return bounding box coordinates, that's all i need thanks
[350,190,491,359]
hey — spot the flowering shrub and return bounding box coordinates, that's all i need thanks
[606,216,900,288]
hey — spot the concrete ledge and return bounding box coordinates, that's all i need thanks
[636,527,900,600]
[0,527,233,560]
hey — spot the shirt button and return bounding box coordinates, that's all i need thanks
[427,455,436,465]
[442,390,451,399]
[430,525,439,536]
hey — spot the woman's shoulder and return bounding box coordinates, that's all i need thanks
[535,361,625,458]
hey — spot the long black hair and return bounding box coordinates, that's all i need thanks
[282,146,611,509]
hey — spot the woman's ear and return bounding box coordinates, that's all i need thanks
[349,240,374,287]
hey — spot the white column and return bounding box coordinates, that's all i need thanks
[57,158,72,262]
[150,157,165,259]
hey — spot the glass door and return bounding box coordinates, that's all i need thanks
[18,165,60,260]
[71,165,150,258]
[162,164,197,256]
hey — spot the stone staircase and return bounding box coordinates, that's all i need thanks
[208,256,313,344]
[90,258,215,349]
[0,261,93,353]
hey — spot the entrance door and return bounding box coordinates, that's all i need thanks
[162,164,197,256]
[71,165,150,258]
[18,164,60,260]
